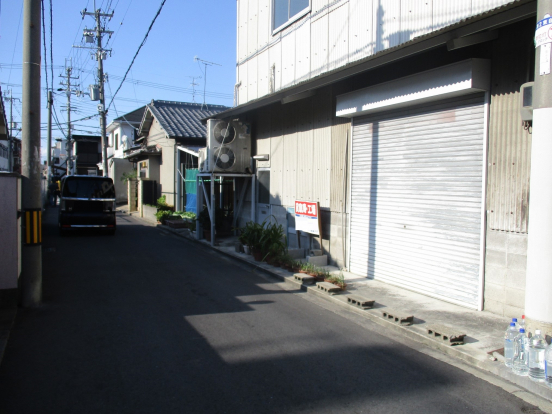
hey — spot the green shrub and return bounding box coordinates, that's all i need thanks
[155,210,172,223]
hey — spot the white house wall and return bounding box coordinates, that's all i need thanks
[236,0,518,105]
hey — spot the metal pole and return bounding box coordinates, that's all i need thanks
[97,10,108,177]
[66,67,73,175]
[524,0,552,334]
[21,0,42,307]
[211,173,215,246]
[46,90,52,183]
[8,89,13,172]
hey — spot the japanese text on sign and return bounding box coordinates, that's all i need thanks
[295,200,320,235]
[535,17,552,48]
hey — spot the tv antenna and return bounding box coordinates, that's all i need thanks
[194,56,221,110]
[188,76,202,103]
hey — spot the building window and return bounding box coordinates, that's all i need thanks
[139,161,147,178]
[257,170,270,204]
[273,0,310,33]
[115,133,119,151]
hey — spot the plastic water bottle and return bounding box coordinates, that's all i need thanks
[504,322,517,367]
[518,315,526,331]
[546,341,552,388]
[528,330,547,382]
[512,318,518,330]
[512,328,529,376]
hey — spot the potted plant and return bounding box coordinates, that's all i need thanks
[238,221,264,260]
[259,219,287,263]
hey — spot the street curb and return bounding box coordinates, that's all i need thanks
[154,222,552,402]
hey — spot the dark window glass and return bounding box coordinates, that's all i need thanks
[258,171,270,204]
[290,0,309,17]
[62,177,115,199]
[115,133,119,150]
[273,0,289,29]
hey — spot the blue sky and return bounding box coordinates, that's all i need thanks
[0,0,237,150]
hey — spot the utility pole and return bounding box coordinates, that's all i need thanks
[46,90,53,183]
[21,0,42,307]
[77,5,113,177]
[7,89,14,172]
[525,0,552,336]
[4,90,20,172]
[59,62,79,175]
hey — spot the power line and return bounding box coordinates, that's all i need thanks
[107,0,167,111]
[41,0,49,92]
[8,4,24,85]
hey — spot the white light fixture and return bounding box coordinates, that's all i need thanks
[253,154,269,161]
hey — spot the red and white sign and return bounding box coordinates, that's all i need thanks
[295,200,320,235]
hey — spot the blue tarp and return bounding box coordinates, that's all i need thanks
[185,193,197,214]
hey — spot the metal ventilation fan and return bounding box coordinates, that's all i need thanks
[212,121,236,144]
[213,147,236,170]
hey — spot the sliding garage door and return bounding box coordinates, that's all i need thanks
[349,94,487,309]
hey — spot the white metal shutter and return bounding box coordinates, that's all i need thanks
[349,94,486,309]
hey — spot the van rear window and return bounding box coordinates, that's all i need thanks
[62,177,115,199]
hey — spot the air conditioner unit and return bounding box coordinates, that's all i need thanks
[205,119,251,173]
[198,148,208,172]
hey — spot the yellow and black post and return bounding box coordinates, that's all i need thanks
[23,208,42,245]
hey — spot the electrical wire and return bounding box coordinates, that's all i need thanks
[41,0,49,93]
[107,0,168,111]
[8,4,24,85]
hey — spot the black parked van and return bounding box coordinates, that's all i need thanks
[58,175,116,235]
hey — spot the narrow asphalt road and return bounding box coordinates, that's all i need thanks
[0,208,544,414]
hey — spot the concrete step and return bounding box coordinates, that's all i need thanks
[381,309,414,326]
[294,274,316,285]
[427,324,466,346]
[316,281,341,295]
[346,294,375,310]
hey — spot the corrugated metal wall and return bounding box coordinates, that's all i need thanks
[236,0,518,105]
[249,85,349,212]
[486,22,533,234]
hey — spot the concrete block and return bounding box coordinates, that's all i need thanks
[316,281,341,295]
[507,253,527,272]
[504,287,526,308]
[483,298,504,316]
[381,309,414,326]
[346,295,375,309]
[287,248,305,259]
[507,233,528,255]
[484,282,505,302]
[427,324,466,345]
[294,274,316,285]
[485,266,506,285]
[309,249,323,256]
[308,255,328,266]
[486,230,508,251]
[504,269,526,290]
[485,250,507,267]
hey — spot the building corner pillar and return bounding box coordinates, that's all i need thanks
[525,0,552,337]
